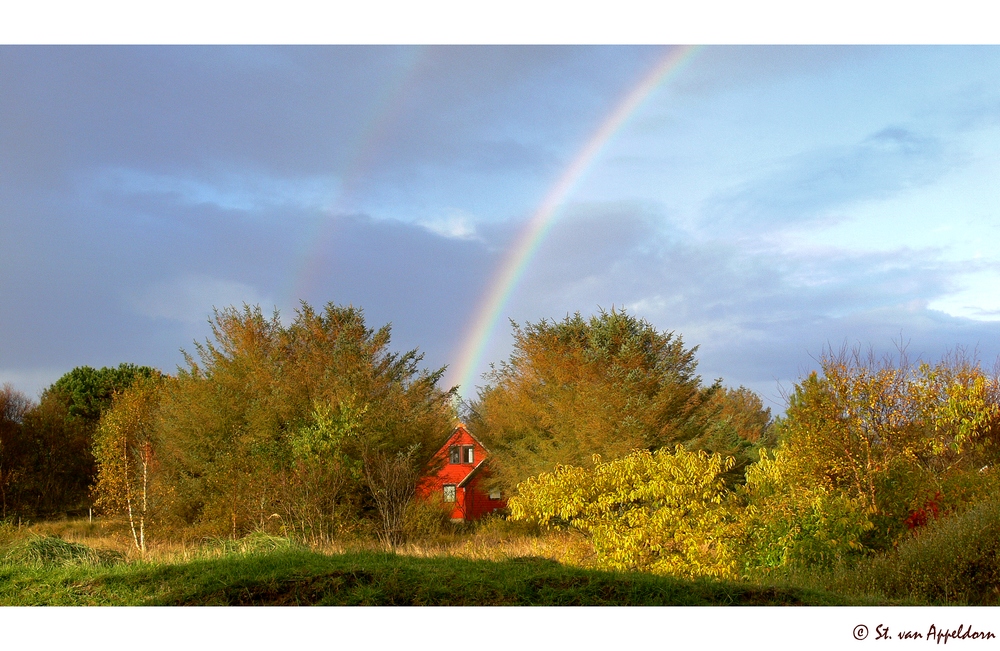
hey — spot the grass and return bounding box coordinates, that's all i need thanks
[4,533,124,567]
[0,519,861,606]
[0,546,861,606]
[4,508,997,606]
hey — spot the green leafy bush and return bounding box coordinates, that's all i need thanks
[739,448,874,573]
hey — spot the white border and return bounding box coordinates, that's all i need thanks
[2,0,998,45]
[4,606,998,651]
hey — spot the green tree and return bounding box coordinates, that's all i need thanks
[49,364,158,424]
[468,309,719,491]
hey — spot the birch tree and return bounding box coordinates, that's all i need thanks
[93,376,163,553]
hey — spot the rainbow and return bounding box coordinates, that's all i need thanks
[449,45,702,397]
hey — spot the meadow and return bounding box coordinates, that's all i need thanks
[0,518,853,606]
[1,508,996,606]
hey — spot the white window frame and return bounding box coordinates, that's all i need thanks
[463,445,474,464]
[443,484,457,503]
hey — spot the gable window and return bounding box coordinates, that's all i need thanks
[443,484,457,502]
[449,446,460,464]
[463,445,474,464]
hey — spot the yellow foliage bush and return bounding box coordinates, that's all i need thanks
[509,446,739,579]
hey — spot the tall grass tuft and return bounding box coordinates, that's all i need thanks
[202,531,303,557]
[4,534,123,567]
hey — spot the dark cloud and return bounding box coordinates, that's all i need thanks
[299,213,501,372]
[0,46,662,205]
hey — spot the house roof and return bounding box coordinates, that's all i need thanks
[422,423,494,487]
[436,422,492,457]
[457,459,488,488]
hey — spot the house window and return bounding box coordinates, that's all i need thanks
[443,484,457,503]
[463,445,474,464]
[449,446,460,464]
[489,489,501,501]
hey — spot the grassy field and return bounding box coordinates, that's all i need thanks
[0,520,870,606]
[7,512,997,606]
[0,543,867,606]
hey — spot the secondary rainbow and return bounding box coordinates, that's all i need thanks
[451,45,702,396]
[287,47,429,305]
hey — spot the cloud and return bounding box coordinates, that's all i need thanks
[466,200,1000,408]
[417,212,480,240]
[672,46,886,97]
[83,167,341,214]
[705,126,950,231]
[0,47,661,199]
[133,275,275,326]
[299,213,502,375]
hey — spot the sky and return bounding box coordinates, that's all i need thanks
[3,45,1000,409]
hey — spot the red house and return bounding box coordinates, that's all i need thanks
[417,423,507,522]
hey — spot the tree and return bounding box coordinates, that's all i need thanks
[739,345,1000,571]
[0,384,33,517]
[362,446,422,550]
[468,309,719,491]
[49,364,158,424]
[694,386,775,483]
[155,302,456,539]
[92,375,165,553]
[5,364,161,518]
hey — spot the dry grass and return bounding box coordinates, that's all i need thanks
[388,517,597,568]
[4,514,597,570]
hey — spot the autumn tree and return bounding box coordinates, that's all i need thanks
[468,309,720,491]
[156,302,456,540]
[693,386,775,483]
[5,364,160,518]
[739,345,1000,571]
[93,375,165,553]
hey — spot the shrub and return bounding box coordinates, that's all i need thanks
[739,448,874,573]
[509,446,740,579]
[835,495,1000,604]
